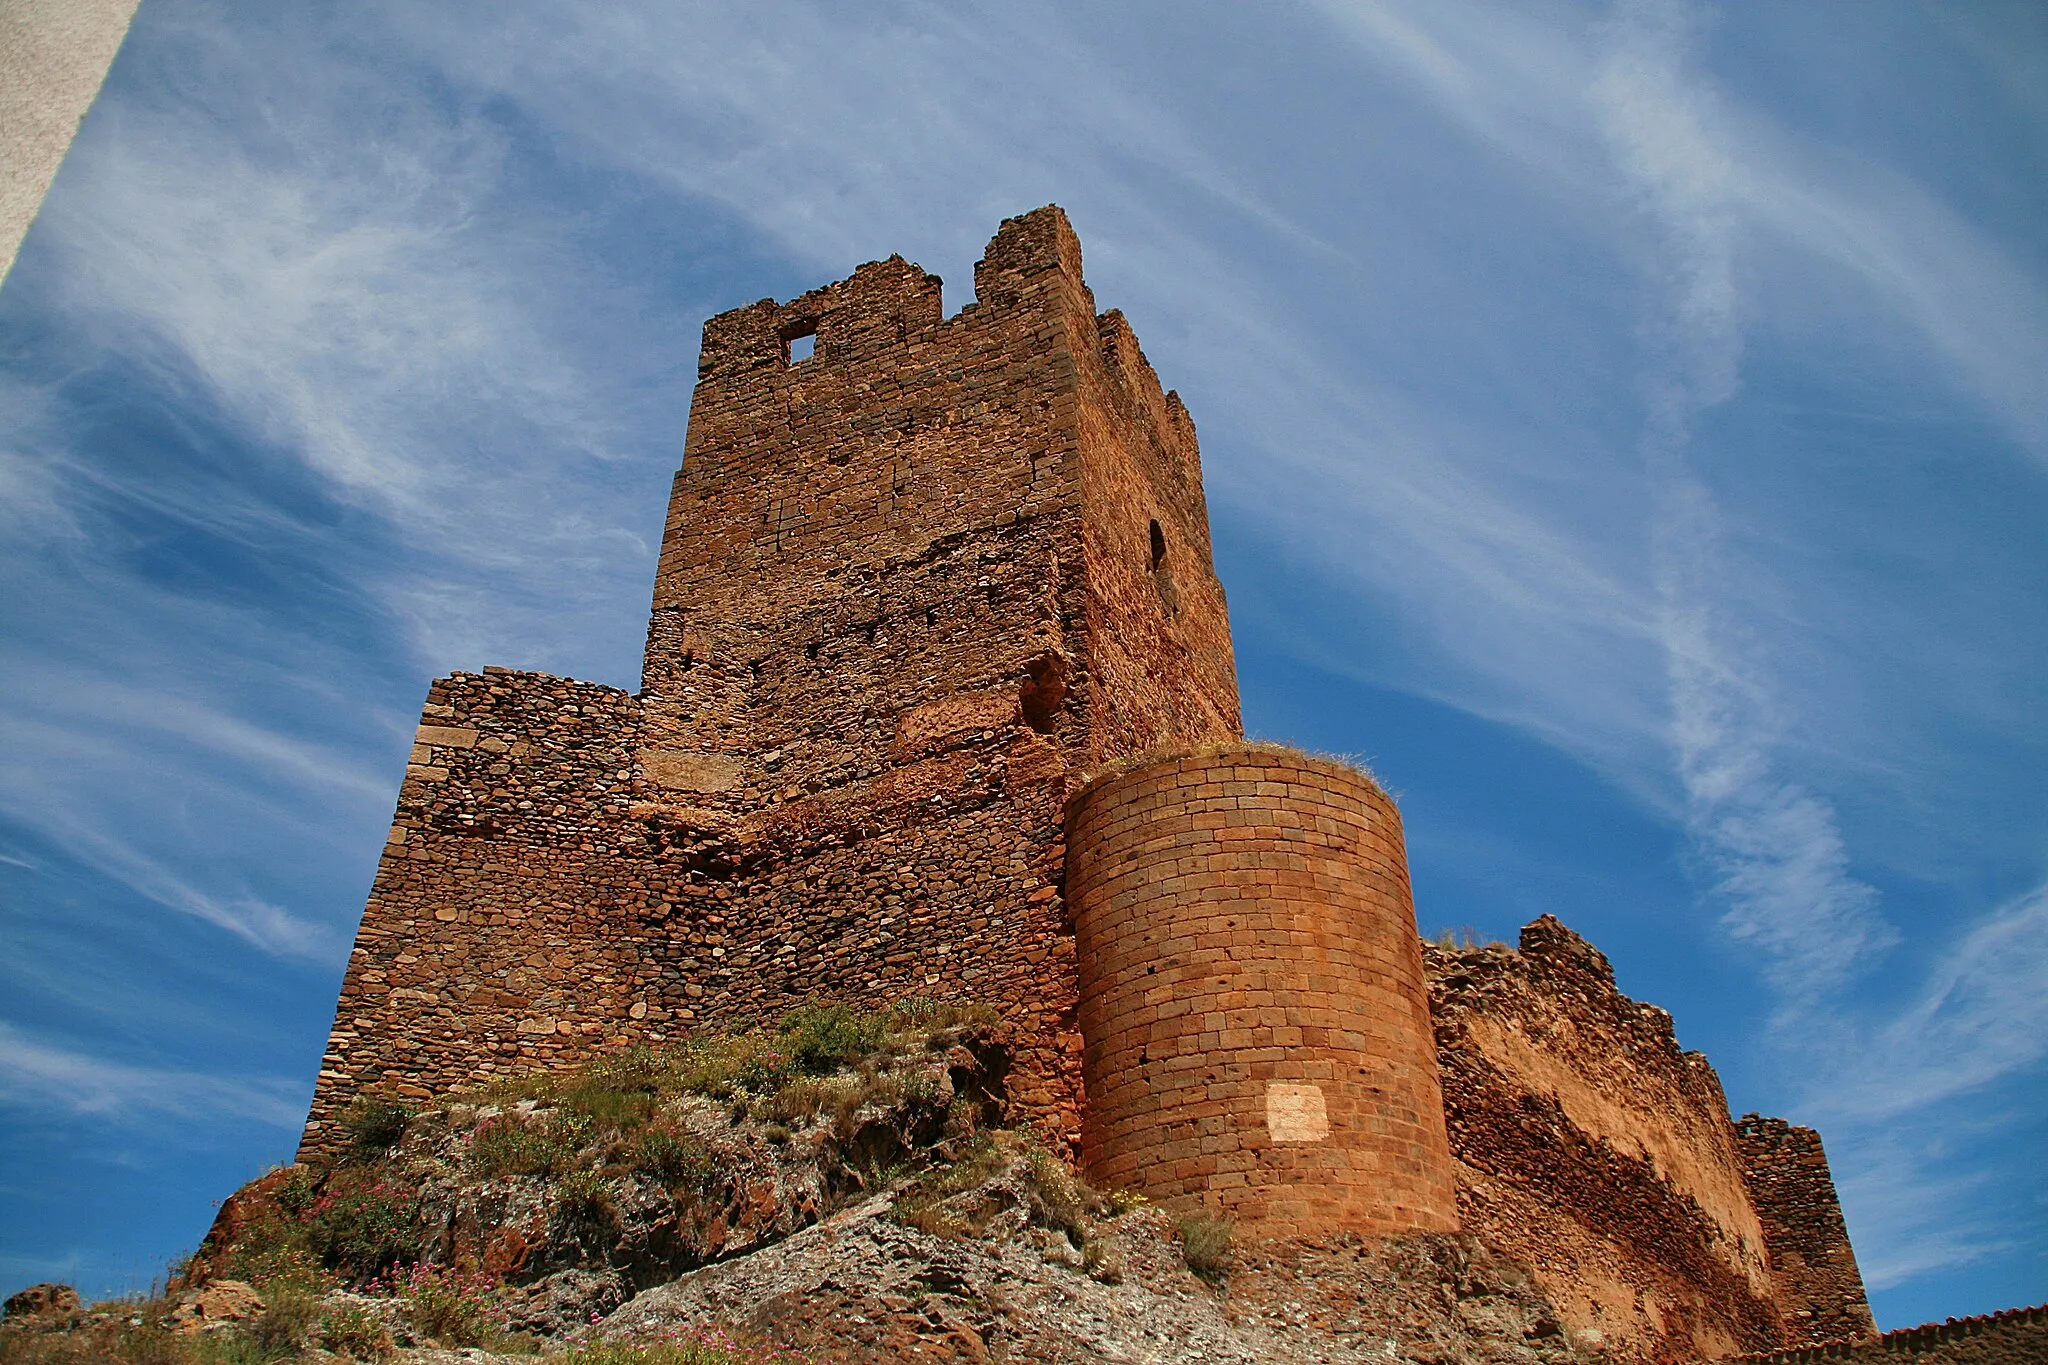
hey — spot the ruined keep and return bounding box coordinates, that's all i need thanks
[303,207,1877,1362]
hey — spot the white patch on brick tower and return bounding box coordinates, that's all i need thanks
[1266,1082,1330,1143]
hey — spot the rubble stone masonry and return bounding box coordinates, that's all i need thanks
[297,204,1895,1365]
[1427,919,1788,1363]
[1735,1116,1879,1348]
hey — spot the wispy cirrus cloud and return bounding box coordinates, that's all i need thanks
[1815,880,2048,1126]
[0,1023,304,1129]
[1595,0,1893,995]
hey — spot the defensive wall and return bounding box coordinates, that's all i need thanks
[302,206,1891,1363]
[1717,1305,2046,1365]
[1426,920,1798,1362]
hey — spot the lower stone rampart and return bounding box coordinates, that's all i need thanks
[1718,1304,2046,1365]
[1428,918,1785,1363]
[1066,746,1458,1239]
[1735,1115,1878,1348]
[301,665,1082,1161]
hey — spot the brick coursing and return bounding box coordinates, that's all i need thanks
[1735,1115,1880,1348]
[1066,748,1458,1238]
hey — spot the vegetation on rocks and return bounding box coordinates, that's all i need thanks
[4,996,1594,1364]
[5,1001,1010,1364]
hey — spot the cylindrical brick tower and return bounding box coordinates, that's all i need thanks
[1066,745,1458,1238]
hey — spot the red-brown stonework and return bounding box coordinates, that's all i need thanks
[1735,1116,1879,1349]
[1428,918,1787,1363]
[295,206,1895,1365]
[1065,747,1459,1239]
[1721,1305,2046,1365]
[300,206,1242,1159]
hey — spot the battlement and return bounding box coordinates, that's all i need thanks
[696,254,945,381]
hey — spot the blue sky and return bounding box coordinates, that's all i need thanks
[2,0,2042,1328]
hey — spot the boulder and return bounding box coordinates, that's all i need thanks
[166,1278,265,1334]
[3,1283,81,1324]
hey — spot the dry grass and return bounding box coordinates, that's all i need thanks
[1173,1211,1234,1281]
[1070,739,1383,805]
[1426,925,1507,951]
[459,999,996,1124]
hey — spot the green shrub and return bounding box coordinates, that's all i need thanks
[1101,1188,1150,1217]
[630,1124,712,1186]
[1021,1149,1096,1247]
[305,1174,420,1279]
[554,1167,613,1219]
[778,1003,885,1074]
[271,1166,322,1219]
[386,1264,501,1349]
[668,1032,794,1100]
[1173,1211,1234,1281]
[318,1301,394,1361]
[557,1079,657,1131]
[469,1114,582,1180]
[340,1097,415,1158]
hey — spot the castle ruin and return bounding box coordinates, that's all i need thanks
[302,207,1876,1362]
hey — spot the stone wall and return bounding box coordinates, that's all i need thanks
[302,206,1243,1158]
[1735,1116,1878,1348]
[1721,1305,2046,1365]
[1427,918,1785,1363]
[1066,747,1457,1238]
[302,668,643,1154]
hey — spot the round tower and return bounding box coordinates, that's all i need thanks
[1065,745,1458,1238]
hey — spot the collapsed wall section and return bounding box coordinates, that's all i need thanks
[1736,1115,1878,1348]
[1067,747,1457,1238]
[1427,917,1784,1363]
[300,670,642,1157]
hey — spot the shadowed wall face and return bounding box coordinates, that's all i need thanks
[1736,1115,1879,1348]
[1,0,142,285]
[1066,747,1459,1239]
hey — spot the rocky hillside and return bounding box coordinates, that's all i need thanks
[0,1002,1593,1365]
